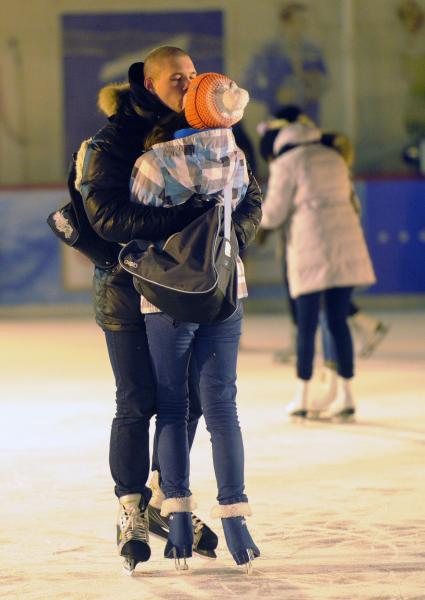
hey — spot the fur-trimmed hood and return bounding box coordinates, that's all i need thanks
[97,82,131,118]
[273,122,321,155]
[97,63,172,121]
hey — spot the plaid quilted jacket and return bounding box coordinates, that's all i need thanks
[130,127,249,314]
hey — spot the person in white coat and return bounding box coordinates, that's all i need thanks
[260,113,376,419]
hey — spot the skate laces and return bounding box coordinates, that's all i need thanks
[191,514,204,535]
[121,505,149,543]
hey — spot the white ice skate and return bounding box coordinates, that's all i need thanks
[308,367,338,420]
[286,379,309,419]
[309,377,356,422]
[350,313,389,358]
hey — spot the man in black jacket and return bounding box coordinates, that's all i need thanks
[79,46,262,573]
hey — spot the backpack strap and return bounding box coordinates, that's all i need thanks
[223,181,233,241]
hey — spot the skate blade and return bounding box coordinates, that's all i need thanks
[307,410,332,421]
[152,530,217,560]
[173,548,189,571]
[122,558,136,576]
[288,410,308,421]
[307,409,355,423]
[331,410,356,423]
[244,548,255,575]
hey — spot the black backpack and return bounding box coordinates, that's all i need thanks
[119,185,239,325]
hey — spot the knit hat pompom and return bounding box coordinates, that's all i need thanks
[184,73,249,130]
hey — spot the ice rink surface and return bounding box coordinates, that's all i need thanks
[1,310,424,600]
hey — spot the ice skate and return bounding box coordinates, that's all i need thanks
[286,379,309,418]
[148,471,218,559]
[274,324,296,363]
[163,512,193,570]
[274,345,295,363]
[309,377,356,422]
[350,313,389,358]
[117,493,151,575]
[222,516,260,574]
[308,367,338,420]
[331,404,356,421]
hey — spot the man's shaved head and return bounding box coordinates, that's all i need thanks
[143,47,197,113]
[144,46,189,80]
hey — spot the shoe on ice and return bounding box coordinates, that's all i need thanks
[309,377,356,421]
[309,367,338,415]
[286,379,309,418]
[331,405,356,420]
[350,314,389,358]
[148,471,218,559]
[164,512,193,570]
[274,346,295,363]
[358,321,389,358]
[222,516,260,571]
[117,493,151,574]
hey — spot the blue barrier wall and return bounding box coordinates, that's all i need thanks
[0,179,424,307]
[357,178,425,294]
[0,189,92,306]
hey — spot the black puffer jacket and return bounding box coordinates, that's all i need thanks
[80,65,262,331]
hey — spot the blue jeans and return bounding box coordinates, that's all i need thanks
[145,303,248,506]
[105,326,202,499]
[294,287,354,380]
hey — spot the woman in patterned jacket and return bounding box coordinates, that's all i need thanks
[126,73,261,573]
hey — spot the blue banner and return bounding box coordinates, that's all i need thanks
[62,11,224,161]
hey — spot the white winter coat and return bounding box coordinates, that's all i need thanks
[261,123,376,298]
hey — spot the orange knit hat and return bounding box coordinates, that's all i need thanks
[184,73,249,130]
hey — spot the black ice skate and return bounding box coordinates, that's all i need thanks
[148,471,218,559]
[222,516,260,574]
[164,512,193,570]
[117,493,151,576]
[147,505,218,559]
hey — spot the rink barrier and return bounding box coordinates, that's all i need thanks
[0,178,424,310]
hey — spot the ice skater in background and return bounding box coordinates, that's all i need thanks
[127,73,261,572]
[257,106,389,368]
[258,107,376,419]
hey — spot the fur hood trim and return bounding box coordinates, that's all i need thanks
[97,82,130,117]
[74,138,92,192]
